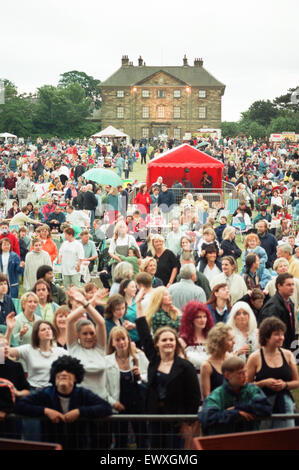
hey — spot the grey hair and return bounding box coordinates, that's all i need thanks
[113,261,134,283]
[180,251,195,263]
[76,318,94,334]
[180,263,196,280]
[279,243,293,255]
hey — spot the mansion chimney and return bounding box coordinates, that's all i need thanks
[194,57,203,67]
[121,55,129,66]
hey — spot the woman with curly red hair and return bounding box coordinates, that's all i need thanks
[179,301,214,390]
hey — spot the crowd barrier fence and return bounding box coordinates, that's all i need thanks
[1,413,298,451]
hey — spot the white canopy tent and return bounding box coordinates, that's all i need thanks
[91,125,129,139]
[0,132,17,141]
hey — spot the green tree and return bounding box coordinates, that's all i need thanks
[247,121,267,139]
[33,83,95,138]
[59,71,101,108]
[241,100,278,127]
[269,114,299,134]
[0,79,35,136]
[221,121,240,137]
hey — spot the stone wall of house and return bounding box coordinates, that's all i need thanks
[100,69,223,139]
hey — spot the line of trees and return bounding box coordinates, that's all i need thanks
[0,71,102,139]
[221,88,299,139]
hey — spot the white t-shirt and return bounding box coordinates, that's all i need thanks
[58,395,71,414]
[1,252,9,275]
[66,211,90,227]
[203,264,222,284]
[271,196,283,207]
[17,344,69,388]
[141,291,154,312]
[108,235,138,256]
[68,342,108,400]
[59,240,85,275]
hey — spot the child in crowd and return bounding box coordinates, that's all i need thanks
[198,356,272,436]
[118,246,141,276]
[215,215,227,243]
[241,234,272,287]
[196,228,223,272]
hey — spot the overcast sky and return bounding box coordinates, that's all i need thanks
[1,0,298,122]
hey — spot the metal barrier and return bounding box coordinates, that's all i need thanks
[130,181,237,215]
[1,413,298,451]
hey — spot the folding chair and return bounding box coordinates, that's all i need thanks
[227,199,239,215]
[231,216,247,241]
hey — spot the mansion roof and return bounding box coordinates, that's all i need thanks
[100,57,225,90]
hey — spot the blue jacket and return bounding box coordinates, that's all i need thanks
[0,294,16,325]
[46,211,66,224]
[15,384,112,419]
[0,252,24,298]
[157,190,175,212]
[105,318,123,342]
[215,223,227,243]
[206,303,230,324]
[15,384,113,449]
[257,232,278,268]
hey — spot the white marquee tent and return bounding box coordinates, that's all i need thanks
[0,132,17,141]
[91,125,129,139]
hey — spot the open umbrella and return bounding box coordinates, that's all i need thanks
[82,168,123,187]
[196,141,209,148]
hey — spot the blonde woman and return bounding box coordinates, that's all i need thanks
[12,292,40,346]
[220,226,242,259]
[140,256,163,287]
[108,221,139,264]
[105,326,148,448]
[147,234,179,287]
[200,323,235,400]
[145,285,181,334]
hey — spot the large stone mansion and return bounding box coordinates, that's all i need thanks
[99,55,225,140]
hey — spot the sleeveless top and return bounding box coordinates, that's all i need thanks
[209,362,224,392]
[156,371,169,401]
[119,370,140,411]
[255,348,292,397]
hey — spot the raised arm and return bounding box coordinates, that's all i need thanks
[135,288,157,363]
[5,311,16,345]
[85,288,108,348]
[66,288,87,346]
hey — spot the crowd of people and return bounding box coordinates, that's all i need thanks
[0,134,299,449]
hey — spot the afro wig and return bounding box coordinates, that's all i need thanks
[49,355,85,385]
